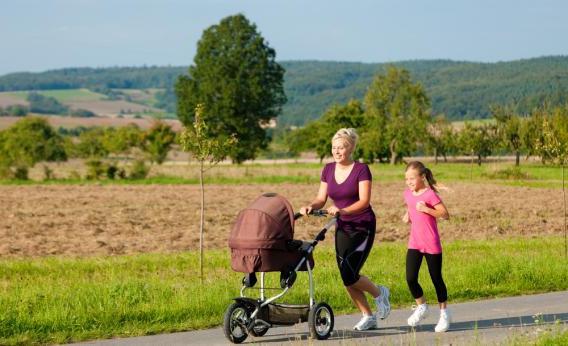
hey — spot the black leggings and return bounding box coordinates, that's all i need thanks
[406,249,448,303]
[335,222,375,286]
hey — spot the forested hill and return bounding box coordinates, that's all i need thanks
[1,56,568,125]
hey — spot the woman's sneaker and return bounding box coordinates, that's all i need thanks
[353,314,377,331]
[374,285,391,319]
[407,304,429,327]
[435,309,451,332]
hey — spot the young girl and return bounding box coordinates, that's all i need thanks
[402,161,450,332]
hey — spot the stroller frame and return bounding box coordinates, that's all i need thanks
[224,212,337,343]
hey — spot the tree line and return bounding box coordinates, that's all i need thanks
[0,117,176,180]
[2,57,568,125]
[285,66,568,166]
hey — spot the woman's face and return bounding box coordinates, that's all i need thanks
[405,168,425,192]
[331,139,352,164]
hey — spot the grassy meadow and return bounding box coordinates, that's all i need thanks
[1,237,567,345]
[4,160,568,189]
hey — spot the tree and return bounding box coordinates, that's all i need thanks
[362,66,431,164]
[176,14,286,163]
[180,104,237,281]
[458,123,497,166]
[492,105,524,166]
[142,121,176,164]
[288,100,365,161]
[0,117,67,179]
[425,115,456,164]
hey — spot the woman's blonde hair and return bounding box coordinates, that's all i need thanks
[331,128,359,151]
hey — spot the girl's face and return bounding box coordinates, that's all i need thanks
[405,168,425,192]
[331,139,352,164]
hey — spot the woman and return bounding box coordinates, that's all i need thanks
[300,128,390,331]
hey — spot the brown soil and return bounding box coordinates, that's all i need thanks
[0,182,564,258]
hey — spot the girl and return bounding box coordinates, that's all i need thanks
[300,128,390,331]
[402,161,451,332]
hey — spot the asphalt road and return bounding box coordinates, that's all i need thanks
[73,291,568,346]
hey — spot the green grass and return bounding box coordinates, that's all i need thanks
[1,162,567,188]
[1,237,567,345]
[6,89,105,102]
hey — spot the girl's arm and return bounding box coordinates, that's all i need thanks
[300,181,328,215]
[402,210,410,224]
[416,201,450,220]
[332,180,371,215]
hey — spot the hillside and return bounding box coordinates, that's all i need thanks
[1,56,568,125]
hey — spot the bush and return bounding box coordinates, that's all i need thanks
[129,160,149,179]
[482,167,532,180]
[13,165,29,180]
[85,160,105,180]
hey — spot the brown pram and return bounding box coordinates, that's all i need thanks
[223,193,336,343]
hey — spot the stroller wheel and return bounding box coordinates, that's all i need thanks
[250,323,269,337]
[223,302,250,344]
[308,302,334,340]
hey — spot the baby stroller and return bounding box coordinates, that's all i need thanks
[223,193,337,343]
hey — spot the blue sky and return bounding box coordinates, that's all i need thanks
[1,0,567,75]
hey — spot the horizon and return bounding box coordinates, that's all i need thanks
[2,54,567,77]
[2,0,568,76]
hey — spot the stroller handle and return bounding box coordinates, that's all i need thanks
[294,209,328,220]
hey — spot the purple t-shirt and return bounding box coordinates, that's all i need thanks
[404,188,442,254]
[320,162,375,228]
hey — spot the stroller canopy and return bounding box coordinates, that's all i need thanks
[229,193,295,251]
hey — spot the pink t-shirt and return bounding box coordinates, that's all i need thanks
[404,188,443,254]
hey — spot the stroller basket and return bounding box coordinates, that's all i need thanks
[258,304,310,325]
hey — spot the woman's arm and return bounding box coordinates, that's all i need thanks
[416,201,449,220]
[332,180,371,216]
[300,181,328,215]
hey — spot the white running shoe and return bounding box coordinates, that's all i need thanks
[353,314,378,331]
[374,285,391,320]
[407,304,429,327]
[435,309,451,332]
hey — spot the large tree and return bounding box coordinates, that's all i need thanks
[362,66,431,164]
[176,14,286,163]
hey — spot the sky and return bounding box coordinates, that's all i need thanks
[1,0,568,76]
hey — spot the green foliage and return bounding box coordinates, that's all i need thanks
[458,122,498,165]
[362,66,431,164]
[175,14,286,163]
[0,104,28,116]
[142,121,176,164]
[534,106,568,165]
[2,57,568,124]
[27,92,69,114]
[288,100,365,161]
[69,108,96,117]
[0,117,67,179]
[424,115,458,163]
[129,160,150,179]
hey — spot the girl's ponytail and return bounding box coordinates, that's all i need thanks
[424,168,438,193]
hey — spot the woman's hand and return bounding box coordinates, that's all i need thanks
[299,206,313,216]
[326,205,341,216]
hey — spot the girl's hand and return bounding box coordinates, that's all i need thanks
[326,205,341,216]
[402,211,410,224]
[416,201,430,213]
[299,206,313,216]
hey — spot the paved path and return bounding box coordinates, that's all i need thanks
[74,291,568,346]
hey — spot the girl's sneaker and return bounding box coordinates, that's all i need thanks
[407,304,429,327]
[435,309,451,332]
[353,314,377,331]
[374,285,391,319]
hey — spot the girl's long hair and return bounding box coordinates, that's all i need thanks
[406,161,438,193]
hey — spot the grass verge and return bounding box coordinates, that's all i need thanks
[1,237,567,345]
